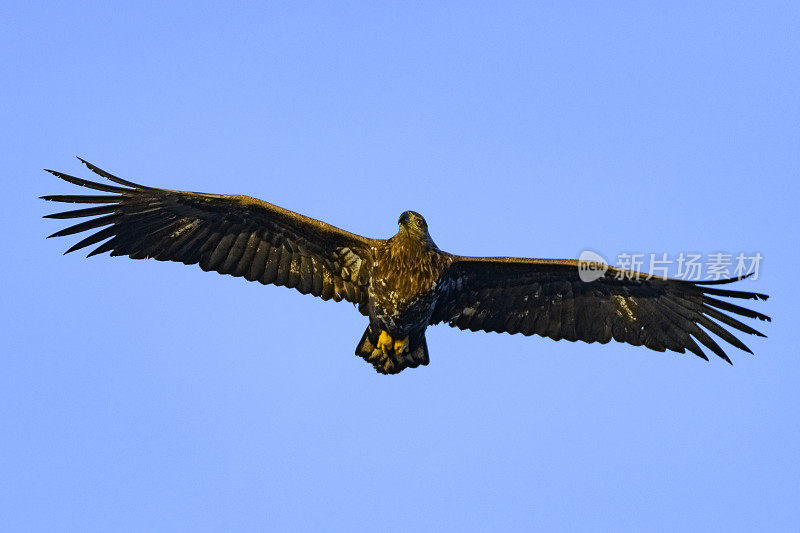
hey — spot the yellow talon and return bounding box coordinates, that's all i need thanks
[377,330,393,355]
[394,336,409,355]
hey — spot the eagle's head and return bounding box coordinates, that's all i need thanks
[398,211,436,247]
[398,211,428,233]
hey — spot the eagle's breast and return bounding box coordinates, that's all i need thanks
[368,235,451,334]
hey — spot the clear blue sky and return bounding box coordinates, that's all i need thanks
[2,2,797,531]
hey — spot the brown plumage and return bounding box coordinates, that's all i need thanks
[43,159,770,374]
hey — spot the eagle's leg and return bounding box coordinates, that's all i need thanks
[394,336,409,355]
[377,330,394,355]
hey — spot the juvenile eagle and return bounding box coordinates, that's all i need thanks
[43,159,770,374]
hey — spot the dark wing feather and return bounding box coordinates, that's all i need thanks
[43,159,378,314]
[431,257,769,362]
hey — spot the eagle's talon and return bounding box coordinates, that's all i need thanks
[377,330,393,355]
[394,336,409,355]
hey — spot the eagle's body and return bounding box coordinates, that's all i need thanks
[361,216,453,372]
[43,159,770,374]
[370,222,444,332]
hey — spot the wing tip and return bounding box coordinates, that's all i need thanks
[76,156,94,170]
[723,273,771,300]
[693,272,761,287]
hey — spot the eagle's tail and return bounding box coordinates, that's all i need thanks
[355,326,429,375]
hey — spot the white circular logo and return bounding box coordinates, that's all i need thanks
[578,250,609,282]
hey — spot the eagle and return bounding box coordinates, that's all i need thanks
[43,159,770,374]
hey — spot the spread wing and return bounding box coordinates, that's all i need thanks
[42,159,378,314]
[430,257,770,362]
